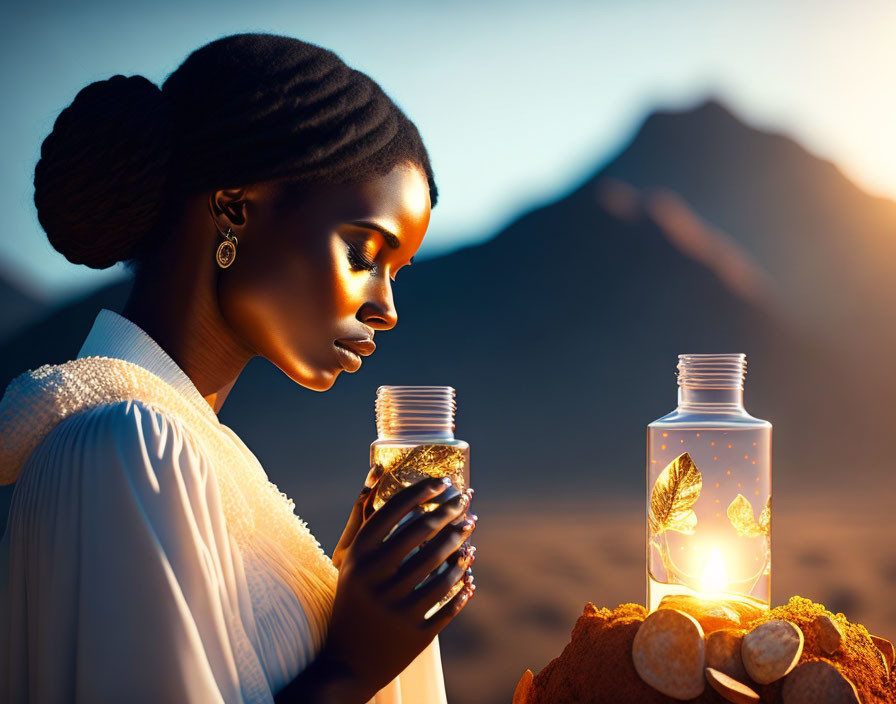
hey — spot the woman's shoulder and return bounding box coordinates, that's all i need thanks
[21,398,212,495]
[0,356,219,486]
[6,397,231,566]
[40,397,198,451]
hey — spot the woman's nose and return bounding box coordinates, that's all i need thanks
[358,279,398,330]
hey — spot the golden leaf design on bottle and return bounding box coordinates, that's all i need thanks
[371,444,467,511]
[758,495,771,535]
[387,444,465,483]
[727,493,771,538]
[648,452,702,536]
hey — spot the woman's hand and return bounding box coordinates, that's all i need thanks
[332,464,384,570]
[320,476,477,701]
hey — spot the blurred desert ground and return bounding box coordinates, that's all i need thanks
[2,100,896,704]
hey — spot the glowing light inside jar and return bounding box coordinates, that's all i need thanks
[699,547,729,594]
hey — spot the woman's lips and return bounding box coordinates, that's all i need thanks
[334,339,375,372]
[336,338,376,356]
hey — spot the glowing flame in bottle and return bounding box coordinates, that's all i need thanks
[699,548,729,594]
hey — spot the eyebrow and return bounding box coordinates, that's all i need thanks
[348,220,414,264]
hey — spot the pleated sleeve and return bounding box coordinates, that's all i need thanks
[1,399,267,704]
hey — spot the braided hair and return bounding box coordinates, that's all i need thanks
[33,32,438,270]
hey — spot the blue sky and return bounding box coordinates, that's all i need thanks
[2,0,894,300]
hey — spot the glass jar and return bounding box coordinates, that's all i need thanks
[370,385,471,617]
[647,354,771,612]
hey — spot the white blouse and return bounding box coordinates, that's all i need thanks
[0,309,448,704]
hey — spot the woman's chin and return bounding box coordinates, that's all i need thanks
[279,363,344,392]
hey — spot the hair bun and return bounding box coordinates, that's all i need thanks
[34,74,174,269]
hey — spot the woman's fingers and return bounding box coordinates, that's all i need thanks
[378,493,472,568]
[361,463,386,520]
[365,462,386,490]
[421,582,474,636]
[410,566,475,624]
[333,483,374,569]
[361,487,377,521]
[382,520,475,596]
[405,562,469,618]
[354,477,452,553]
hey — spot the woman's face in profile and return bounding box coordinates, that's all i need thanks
[216,162,431,391]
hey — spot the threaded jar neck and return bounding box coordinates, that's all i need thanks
[375,385,456,441]
[677,353,746,408]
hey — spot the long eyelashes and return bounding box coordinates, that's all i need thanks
[346,242,378,275]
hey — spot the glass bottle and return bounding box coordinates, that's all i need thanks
[647,354,771,612]
[370,385,471,616]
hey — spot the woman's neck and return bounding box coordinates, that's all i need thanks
[122,217,255,413]
[123,280,253,413]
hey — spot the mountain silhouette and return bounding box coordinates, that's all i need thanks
[1,99,891,551]
[590,98,896,354]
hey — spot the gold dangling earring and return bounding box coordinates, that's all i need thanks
[216,226,238,269]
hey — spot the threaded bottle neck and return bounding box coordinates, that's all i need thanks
[677,353,746,408]
[375,385,456,441]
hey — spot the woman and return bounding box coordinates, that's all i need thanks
[0,32,476,703]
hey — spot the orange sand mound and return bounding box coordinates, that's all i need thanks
[515,596,894,703]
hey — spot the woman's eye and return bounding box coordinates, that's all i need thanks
[346,242,378,274]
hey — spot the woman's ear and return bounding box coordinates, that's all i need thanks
[209,188,248,233]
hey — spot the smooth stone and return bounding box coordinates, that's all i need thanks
[781,661,860,704]
[871,634,895,674]
[632,609,706,700]
[658,594,741,633]
[705,629,752,684]
[705,667,760,704]
[813,614,844,654]
[512,669,533,704]
[741,619,804,684]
